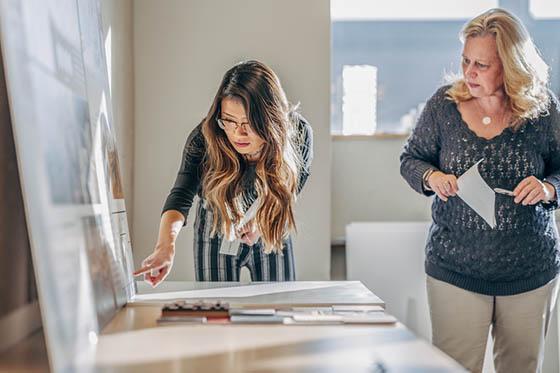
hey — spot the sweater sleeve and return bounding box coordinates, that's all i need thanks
[542,92,560,210]
[162,122,206,222]
[295,114,313,195]
[400,87,446,196]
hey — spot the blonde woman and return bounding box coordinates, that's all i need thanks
[400,8,560,373]
[134,60,312,284]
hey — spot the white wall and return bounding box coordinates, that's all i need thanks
[100,0,135,227]
[133,0,331,280]
[331,138,431,240]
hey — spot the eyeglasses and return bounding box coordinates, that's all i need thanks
[217,118,252,133]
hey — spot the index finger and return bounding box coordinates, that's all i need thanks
[133,264,155,277]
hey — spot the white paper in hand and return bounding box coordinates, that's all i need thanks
[456,159,496,229]
[219,198,260,256]
[219,237,242,256]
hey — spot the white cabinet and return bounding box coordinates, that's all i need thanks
[346,221,431,340]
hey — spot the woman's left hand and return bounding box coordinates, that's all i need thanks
[238,221,260,246]
[513,176,556,205]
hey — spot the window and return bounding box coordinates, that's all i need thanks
[530,0,560,19]
[331,0,560,136]
[342,65,377,135]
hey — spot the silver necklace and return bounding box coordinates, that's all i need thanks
[475,98,505,126]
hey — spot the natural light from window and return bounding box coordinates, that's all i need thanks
[331,0,560,136]
[529,0,560,19]
[342,65,378,135]
[331,0,499,21]
[104,28,112,96]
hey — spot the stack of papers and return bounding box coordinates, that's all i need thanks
[229,305,396,325]
[156,304,397,325]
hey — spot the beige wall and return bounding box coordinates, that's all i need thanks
[331,138,431,240]
[100,0,428,277]
[101,0,427,274]
[133,0,331,280]
[100,0,135,228]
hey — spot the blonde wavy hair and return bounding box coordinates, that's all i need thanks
[201,60,302,254]
[446,8,550,128]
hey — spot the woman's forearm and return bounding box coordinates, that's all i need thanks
[157,210,186,248]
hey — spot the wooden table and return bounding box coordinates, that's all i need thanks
[0,281,466,372]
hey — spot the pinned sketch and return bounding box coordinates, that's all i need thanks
[456,159,496,228]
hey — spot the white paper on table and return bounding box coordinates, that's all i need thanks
[332,305,384,312]
[132,282,345,302]
[456,159,496,229]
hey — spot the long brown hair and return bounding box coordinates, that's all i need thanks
[201,60,301,253]
[446,8,550,128]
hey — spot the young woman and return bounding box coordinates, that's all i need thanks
[134,60,313,284]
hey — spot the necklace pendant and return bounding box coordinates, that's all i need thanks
[482,116,491,125]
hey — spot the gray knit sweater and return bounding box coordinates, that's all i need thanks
[400,85,560,296]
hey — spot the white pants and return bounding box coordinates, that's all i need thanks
[426,275,559,373]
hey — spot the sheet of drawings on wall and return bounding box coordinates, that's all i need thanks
[0,0,135,371]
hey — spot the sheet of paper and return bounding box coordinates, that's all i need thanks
[292,314,343,322]
[456,159,496,229]
[219,198,260,256]
[341,313,397,324]
[229,308,276,316]
[230,315,286,324]
[219,237,242,256]
[132,282,345,302]
[332,305,384,312]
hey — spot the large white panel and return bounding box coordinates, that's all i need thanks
[346,221,431,339]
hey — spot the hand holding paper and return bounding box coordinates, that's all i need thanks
[220,198,260,256]
[428,170,459,201]
[238,220,259,245]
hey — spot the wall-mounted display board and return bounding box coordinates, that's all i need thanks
[0,43,41,355]
[0,0,135,371]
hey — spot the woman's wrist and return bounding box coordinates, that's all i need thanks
[422,169,435,191]
[543,181,557,202]
[155,240,176,254]
[158,210,184,251]
[423,169,443,190]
